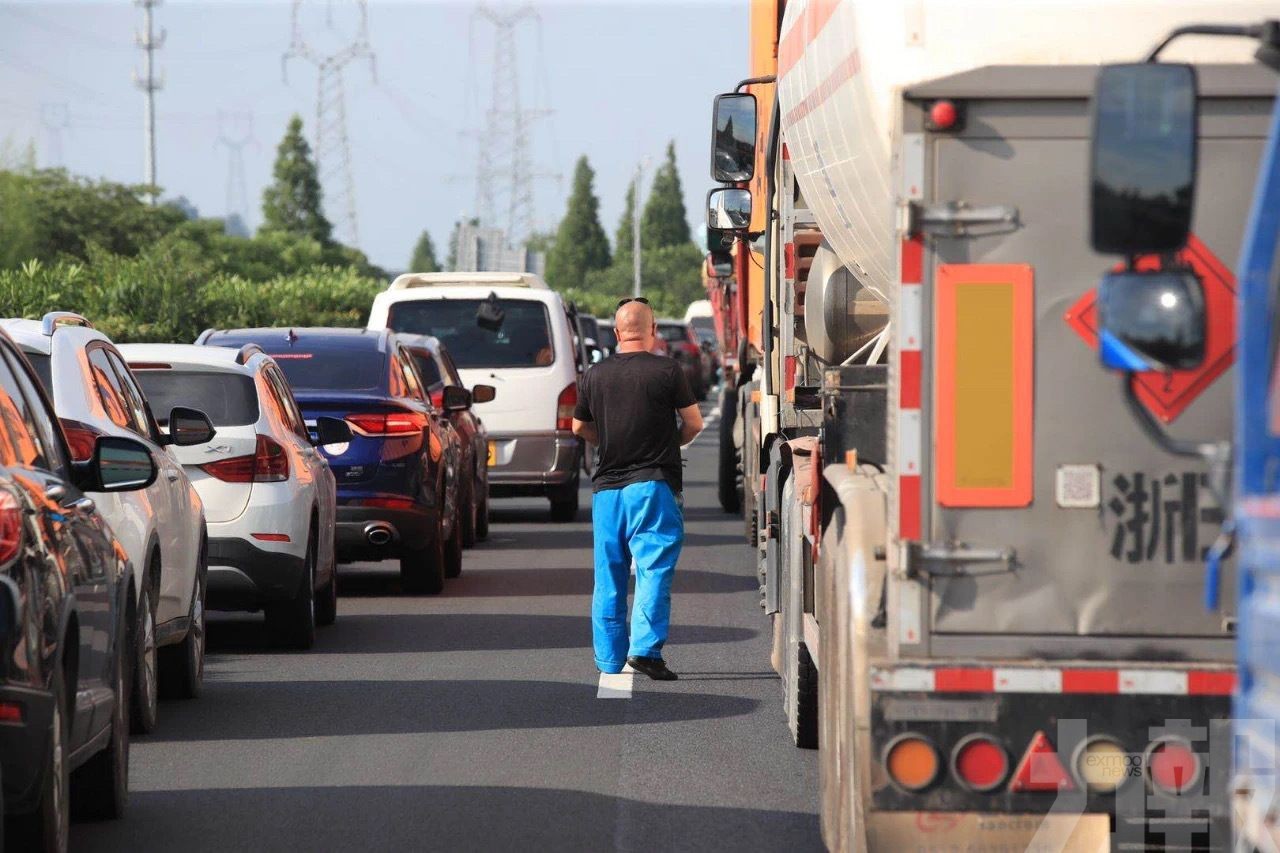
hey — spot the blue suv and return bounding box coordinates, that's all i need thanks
[197,328,461,594]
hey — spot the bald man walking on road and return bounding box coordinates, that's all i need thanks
[572,298,704,680]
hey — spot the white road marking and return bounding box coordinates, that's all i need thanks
[597,666,635,699]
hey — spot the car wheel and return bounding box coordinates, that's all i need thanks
[460,478,478,548]
[444,510,464,579]
[265,532,316,650]
[400,512,445,595]
[315,559,338,628]
[130,579,159,734]
[159,564,204,700]
[11,667,70,852]
[548,476,579,523]
[71,615,130,820]
[475,487,490,541]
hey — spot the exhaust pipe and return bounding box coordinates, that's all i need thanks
[364,523,394,546]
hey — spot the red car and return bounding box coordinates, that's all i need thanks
[398,334,494,546]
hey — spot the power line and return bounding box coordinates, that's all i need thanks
[283,0,376,248]
[132,0,165,204]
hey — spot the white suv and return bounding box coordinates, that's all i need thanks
[120,343,347,649]
[368,272,588,521]
[3,313,212,733]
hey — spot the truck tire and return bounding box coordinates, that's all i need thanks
[718,386,741,514]
[789,642,820,750]
[742,390,758,546]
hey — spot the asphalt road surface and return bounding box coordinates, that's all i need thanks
[73,404,822,852]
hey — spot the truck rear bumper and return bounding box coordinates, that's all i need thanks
[866,812,1110,851]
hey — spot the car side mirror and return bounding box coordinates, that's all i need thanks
[167,407,216,447]
[442,385,472,412]
[86,435,158,492]
[1097,268,1206,372]
[471,384,496,404]
[313,416,352,446]
[710,92,757,182]
[707,187,752,233]
[1090,63,1198,255]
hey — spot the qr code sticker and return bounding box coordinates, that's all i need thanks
[1057,464,1101,508]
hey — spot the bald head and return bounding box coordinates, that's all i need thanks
[614,300,656,353]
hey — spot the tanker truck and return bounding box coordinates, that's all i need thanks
[706,1,1275,848]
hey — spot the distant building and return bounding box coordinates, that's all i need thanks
[455,222,545,276]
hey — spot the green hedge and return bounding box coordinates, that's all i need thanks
[0,240,383,344]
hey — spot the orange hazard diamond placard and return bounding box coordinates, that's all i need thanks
[1064,234,1237,424]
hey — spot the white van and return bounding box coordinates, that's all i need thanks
[368,272,586,521]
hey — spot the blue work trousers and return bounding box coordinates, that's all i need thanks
[591,480,683,673]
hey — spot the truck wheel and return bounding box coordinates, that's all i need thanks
[266,533,317,649]
[742,400,758,546]
[718,386,741,514]
[788,642,820,750]
[400,515,446,595]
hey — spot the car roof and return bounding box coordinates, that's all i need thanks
[388,272,549,291]
[117,342,258,373]
[390,332,444,354]
[0,317,111,355]
[200,327,392,353]
[372,283,563,307]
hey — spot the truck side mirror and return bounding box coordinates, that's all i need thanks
[1097,269,1205,372]
[1090,63,1198,255]
[706,188,752,234]
[710,92,757,182]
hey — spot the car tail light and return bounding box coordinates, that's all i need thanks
[951,734,1008,792]
[0,701,22,723]
[345,411,429,436]
[883,734,939,792]
[1010,730,1075,792]
[1075,737,1128,793]
[1147,738,1201,795]
[557,382,577,431]
[0,490,22,565]
[199,435,289,483]
[59,420,99,463]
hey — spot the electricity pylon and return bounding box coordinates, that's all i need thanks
[217,111,255,234]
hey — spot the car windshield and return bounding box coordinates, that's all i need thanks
[658,324,688,343]
[134,369,259,426]
[23,352,52,392]
[264,349,385,392]
[387,299,554,369]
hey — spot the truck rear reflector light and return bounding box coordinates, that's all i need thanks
[785,242,796,280]
[1076,737,1128,793]
[952,735,1008,792]
[935,264,1034,507]
[250,533,291,542]
[1147,739,1200,795]
[557,382,577,431]
[1010,731,1074,792]
[883,734,939,792]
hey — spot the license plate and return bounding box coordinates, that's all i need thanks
[486,441,497,467]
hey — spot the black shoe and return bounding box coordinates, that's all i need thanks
[627,656,678,681]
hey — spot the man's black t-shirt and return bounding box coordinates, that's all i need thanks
[574,351,697,493]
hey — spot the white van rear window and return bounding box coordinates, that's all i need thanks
[388,299,554,369]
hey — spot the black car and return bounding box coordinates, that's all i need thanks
[0,330,158,851]
[396,334,495,548]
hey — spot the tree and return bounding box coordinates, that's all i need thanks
[409,230,439,272]
[260,115,332,245]
[614,178,637,255]
[641,140,691,250]
[545,155,611,290]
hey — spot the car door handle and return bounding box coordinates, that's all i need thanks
[45,484,66,502]
[166,472,180,482]
[72,497,96,514]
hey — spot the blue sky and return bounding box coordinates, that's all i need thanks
[0,1,744,270]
